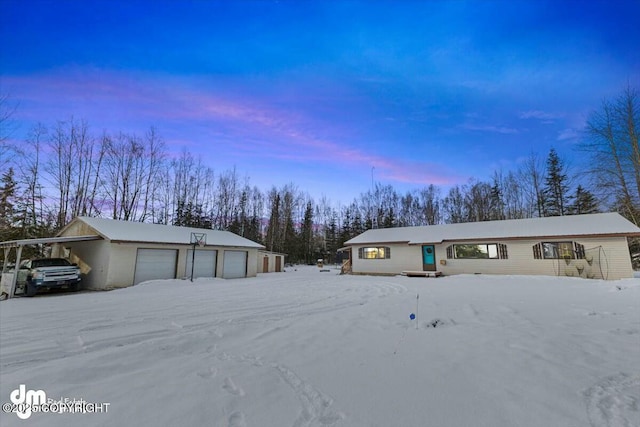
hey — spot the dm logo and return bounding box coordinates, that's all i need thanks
[10,384,46,419]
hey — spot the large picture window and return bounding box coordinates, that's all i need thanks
[533,241,585,260]
[446,243,508,259]
[358,247,391,259]
[543,242,573,259]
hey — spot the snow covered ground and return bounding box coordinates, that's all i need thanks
[1,266,639,427]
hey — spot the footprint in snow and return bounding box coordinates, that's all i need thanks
[57,335,86,353]
[196,367,217,379]
[169,321,183,330]
[273,363,345,426]
[583,372,640,427]
[227,411,247,427]
[222,377,245,396]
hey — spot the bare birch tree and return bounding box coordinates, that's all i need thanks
[0,93,19,173]
[518,152,546,217]
[583,85,640,225]
[45,118,103,229]
[19,123,48,235]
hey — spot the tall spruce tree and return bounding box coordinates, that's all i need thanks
[490,177,506,220]
[265,192,281,252]
[325,212,338,263]
[543,148,570,216]
[300,201,314,264]
[0,167,19,241]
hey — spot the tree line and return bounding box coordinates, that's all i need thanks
[1,86,638,265]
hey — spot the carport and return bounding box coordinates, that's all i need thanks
[0,235,101,298]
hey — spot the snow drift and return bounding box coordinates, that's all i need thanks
[1,266,638,427]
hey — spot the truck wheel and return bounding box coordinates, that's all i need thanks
[25,282,37,297]
[71,282,81,292]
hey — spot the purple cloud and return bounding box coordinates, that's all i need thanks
[3,70,464,188]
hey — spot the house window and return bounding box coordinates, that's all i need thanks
[446,243,508,259]
[358,247,391,259]
[533,242,586,260]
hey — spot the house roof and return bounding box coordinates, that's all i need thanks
[60,217,265,249]
[344,212,640,245]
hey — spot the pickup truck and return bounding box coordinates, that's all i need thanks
[17,258,81,297]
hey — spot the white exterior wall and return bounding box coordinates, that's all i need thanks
[257,252,285,273]
[57,222,110,290]
[351,244,422,275]
[107,243,141,288]
[246,248,259,277]
[351,236,634,280]
[52,239,111,290]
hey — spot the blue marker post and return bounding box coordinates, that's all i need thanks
[415,294,419,329]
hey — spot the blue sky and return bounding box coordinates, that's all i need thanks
[1,0,639,204]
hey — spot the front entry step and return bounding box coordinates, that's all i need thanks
[401,271,443,278]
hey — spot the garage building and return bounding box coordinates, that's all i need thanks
[53,216,265,289]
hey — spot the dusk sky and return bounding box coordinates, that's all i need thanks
[1,0,639,204]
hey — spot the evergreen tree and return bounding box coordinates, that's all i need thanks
[364,212,373,230]
[383,207,396,228]
[568,185,599,215]
[490,177,505,220]
[325,212,338,263]
[543,148,570,216]
[282,214,297,261]
[352,211,364,236]
[265,192,281,252]
[0,167,18,241]
[339,207,352,247]
[173,201,211,228]
[300,201,314,264]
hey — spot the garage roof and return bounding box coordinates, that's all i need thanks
[0,235,101,249]
[61,217,265,248]
[344,212,640,245]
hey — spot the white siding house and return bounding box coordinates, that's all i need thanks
[344,213,640,280]
[53,217,265,290]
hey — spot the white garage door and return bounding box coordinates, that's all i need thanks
[223,250,247,279]
[134,249,178,285]
[185,249,217,279]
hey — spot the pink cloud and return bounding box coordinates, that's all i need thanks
[3,69,464,187]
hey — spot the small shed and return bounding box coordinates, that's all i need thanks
[257,250,286,273]
[52,217,265,289]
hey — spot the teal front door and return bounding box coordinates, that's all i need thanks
[422,245,436,271]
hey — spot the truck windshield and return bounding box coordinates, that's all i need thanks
[30,259,72,268]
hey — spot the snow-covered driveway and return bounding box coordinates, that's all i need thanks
[1,267,638,427]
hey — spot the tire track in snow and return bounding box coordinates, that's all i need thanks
[583,373,640,427]
[273,363,344,427]
[222,377,245,396]
[227,411,247,427]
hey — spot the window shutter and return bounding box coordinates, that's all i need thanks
[574,242,585,259]
[385,247,391,259]
[533,243,542,259]
[446,245,453,259]
[498,243,508,259]
[358,248,364,259]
